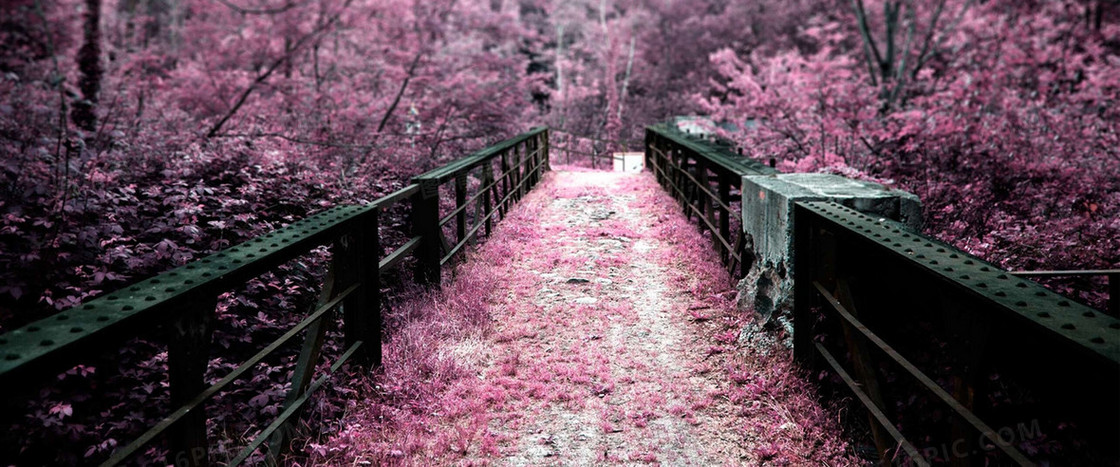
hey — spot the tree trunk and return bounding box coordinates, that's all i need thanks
[617,35,636,123]
[72,0,101,132]
[556,23,565,128]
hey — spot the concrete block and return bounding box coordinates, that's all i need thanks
[737,173,922,335]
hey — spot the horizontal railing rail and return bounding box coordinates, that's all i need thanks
[1009,269,1119,317]
[645,123,777,278]
[0,128,551,466]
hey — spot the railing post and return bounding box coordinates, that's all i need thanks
[537,129,546,172]
[644,130,653,174]
[525,138,537,187]
[411,178,442,286]
[941,295,990,467]
[267,210,380,459]
[455,174,467,244]
[591,139,598,169]
[482,163,494,236]
[522,143,530,196]
[1109,273,1119,318]
[270,269,332,460]
[530,134,539,183]
[673,149,684,203]
[166,298,217,467]
[834,279,892,463]
[500,151,510,217]
[514,144,524,200]
[342,210,380,364]
[719,174,731,262]
[695,159,710,229]
[792,204,816,364]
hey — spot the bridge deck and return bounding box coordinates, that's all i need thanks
[329,168,856,465]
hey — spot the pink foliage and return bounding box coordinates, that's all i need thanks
[702,1,1119,308]
[2,0,1116,463]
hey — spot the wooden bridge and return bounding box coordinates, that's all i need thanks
[0,126,1117,466]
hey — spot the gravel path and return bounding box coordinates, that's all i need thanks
[481,170,744,465]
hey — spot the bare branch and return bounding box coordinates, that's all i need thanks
[852,0,882,86]
[909,0,946,80]
[204,0,353,138]
[214,0,310,15]
[617,35,636,121]
[212,132,374,149]
[884,0,899,78]
[211,129,484,149]
[886,0,918,108]
[911,0,974,80]
[896,1,916,83]
[376,51,424,133]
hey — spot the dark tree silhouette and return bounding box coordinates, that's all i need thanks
[71,0,101,131]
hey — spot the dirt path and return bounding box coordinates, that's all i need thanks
[319,169,859,466]
[478,170,744,465]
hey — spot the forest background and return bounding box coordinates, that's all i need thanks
[0,0,1116,463]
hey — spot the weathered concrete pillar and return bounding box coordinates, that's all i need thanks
[738,173,921,342]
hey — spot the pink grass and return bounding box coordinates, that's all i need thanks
[309,169,860,465]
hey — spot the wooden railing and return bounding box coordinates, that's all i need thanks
[0,128,550,466]
[644,122,1119,465]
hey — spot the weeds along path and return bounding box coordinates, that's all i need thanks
[316,168,859,466]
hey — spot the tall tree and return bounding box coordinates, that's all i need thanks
[851,0,973,109]
[71,0,101,131]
